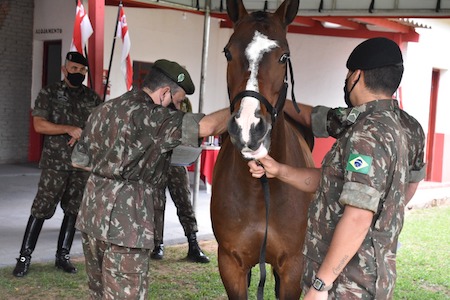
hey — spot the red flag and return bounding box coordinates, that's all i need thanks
[70,0,93,54]
[117,5,133,91]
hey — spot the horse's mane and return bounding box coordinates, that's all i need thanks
[251,11,269,21]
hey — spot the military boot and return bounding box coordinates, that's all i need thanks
[187,233,210,263]
[150,241,164,260]
[13,215,45,277]
[55,214,77,274]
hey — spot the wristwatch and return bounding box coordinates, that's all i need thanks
[312,276,332,292]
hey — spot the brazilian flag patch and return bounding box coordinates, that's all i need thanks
[346,153,372,175]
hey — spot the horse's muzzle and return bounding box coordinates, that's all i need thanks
[228,113,272,160]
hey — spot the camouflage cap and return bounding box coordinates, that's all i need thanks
[66,51,88,67]
[153,59,195,95]
[346,37,403,71]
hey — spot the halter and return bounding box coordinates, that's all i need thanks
[229,57,300,122]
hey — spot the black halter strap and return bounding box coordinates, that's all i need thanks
[229,57,300,123]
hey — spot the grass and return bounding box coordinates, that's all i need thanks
[0,206,448,299]
[394,205,450,300]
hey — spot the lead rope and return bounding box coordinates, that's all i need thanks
[256,58,297,299]
[257,171,270,299]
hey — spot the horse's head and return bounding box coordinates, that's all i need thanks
[224,0,299,160]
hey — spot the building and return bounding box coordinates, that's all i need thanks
[0,0,449,182]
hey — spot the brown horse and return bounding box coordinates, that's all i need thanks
[211,0,315,299]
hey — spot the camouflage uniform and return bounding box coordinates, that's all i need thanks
[31,81,102,218]
[301,100,425,299]
[72,89,204,299]
[153,165,198,245]
[153,97,198,245]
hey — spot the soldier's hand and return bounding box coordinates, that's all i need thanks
[67,137,77,147]
[65,126,82,140]
[247,155,279,179]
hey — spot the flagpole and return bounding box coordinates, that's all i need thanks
[103,2,122,101]
[84,45,94,89]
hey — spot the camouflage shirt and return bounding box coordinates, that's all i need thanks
[72,89,204,249]
[304,100,425,299]
[312,103,426,182]
[32,81,102,170]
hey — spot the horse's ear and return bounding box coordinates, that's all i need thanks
[226,0,248,24]
[274,0,299,27]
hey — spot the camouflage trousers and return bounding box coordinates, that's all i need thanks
[153,166,198,244]
[31,169,90,219]
[302,258,377,299]
[81,232,151,300]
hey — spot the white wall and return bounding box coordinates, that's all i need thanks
[287,35,363,108]
[32,0,74,107]
[31,1,449,133]
[104,6,230,114]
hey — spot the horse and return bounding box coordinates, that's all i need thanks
[210,0,315,298]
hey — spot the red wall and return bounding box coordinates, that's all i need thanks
[312,137,335,168]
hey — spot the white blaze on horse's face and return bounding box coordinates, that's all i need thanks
[236,31,278,159]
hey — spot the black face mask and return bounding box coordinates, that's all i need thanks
[67,72,85,87]
[167,103,177,111]
[343,71,360,108]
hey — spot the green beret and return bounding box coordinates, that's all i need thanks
[66,51,88,67]
[153,59,195,95]
[346,37,403,71]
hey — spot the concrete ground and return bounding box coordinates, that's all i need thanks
[0,163,449,268]
[0,163,214,268]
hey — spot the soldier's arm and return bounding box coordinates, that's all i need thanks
[284,101,352,139]
[33,116,82,146]
[305,206,374,299]
[248,155,321,193]
[283,100,313,128]
[405,182,419,204]
[198,108,230,137]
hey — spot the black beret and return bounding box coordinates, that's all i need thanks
[346,37,403,71]
[153,59,195,95]
[66,51,88,67]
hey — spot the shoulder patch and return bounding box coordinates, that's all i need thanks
[346,153,372,175]
[347,108,360,123]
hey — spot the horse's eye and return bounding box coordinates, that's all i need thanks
[223,48,232,61]
[279,53,289,64]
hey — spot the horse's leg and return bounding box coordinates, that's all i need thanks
[217,246,250,300]
[273,270,280,299]
[275,263,303,300]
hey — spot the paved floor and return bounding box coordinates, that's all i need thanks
[1,163,449,269]
[0,163,214,268]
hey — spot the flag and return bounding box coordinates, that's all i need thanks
[70,0,93,55]
[117,5,133,91]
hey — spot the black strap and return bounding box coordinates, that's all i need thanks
[257,174,270,300]
[229,57,300,122]
[287,58,301,113]
[231,90,274,117]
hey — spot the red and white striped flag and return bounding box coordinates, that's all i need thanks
[70,0,93,55]
[117,5,133,91]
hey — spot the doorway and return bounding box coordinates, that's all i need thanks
[28,40,62,162]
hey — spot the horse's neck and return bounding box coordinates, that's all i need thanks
[271,113,315,167]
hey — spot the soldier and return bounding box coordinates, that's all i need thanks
[249,37,426,299]
[13,52,102,277]
[151,97,210,263]
[71,59,228,299]
[151,165,210,263]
